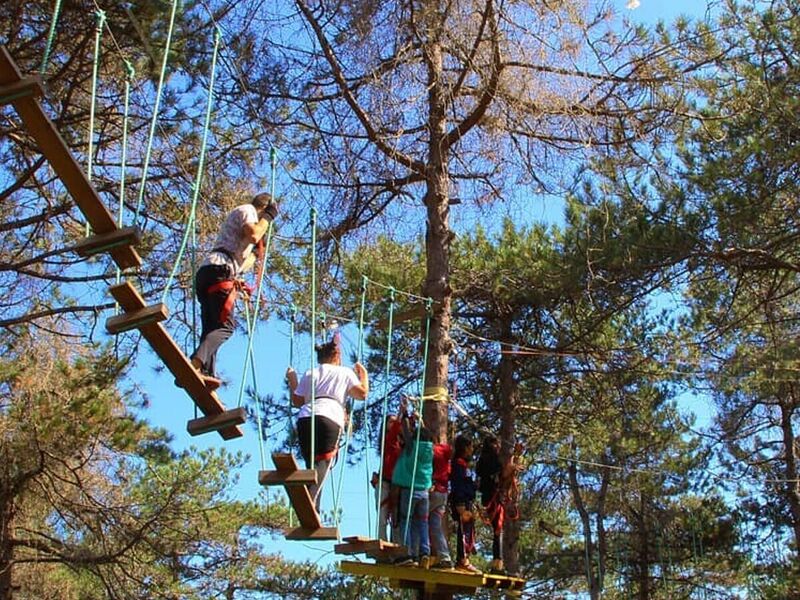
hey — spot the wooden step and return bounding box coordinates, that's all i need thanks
[0,75,44,105]
[108,280,242,440]
[74,226,141,259]
[105,302,168,334]
[268,452,339,540]
[258,468,317,487]
[187,407,246,437]
[0,45,141,270]
[334,536,405,558]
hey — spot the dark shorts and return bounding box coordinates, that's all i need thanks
[297,415,341,465]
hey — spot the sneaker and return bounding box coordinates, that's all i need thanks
[456,560,480,573]
[393,556,417,567]
[419,555,433,569]
[437,558,453,569]
[489,559,507,575]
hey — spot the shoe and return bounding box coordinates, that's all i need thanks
[393,556,417,567]
[437,558,453,569]
[419,555,432,569]
[489,559,506,575]
[456,561,480,573]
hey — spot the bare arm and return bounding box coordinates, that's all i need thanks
[286,367,305,407]
[348,362,369,400]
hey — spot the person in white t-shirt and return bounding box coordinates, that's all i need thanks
[188,193,278,388]
[286,339,369,510]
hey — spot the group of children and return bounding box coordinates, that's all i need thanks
[373,398,515,575]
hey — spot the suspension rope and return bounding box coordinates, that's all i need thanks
[374,288,395,539]
[39,0,64,76]
[244,299,267,471]
[356,276,373,536]
[84,9,106,235]
[236,148,278,408]
[309,206,318,502]
[134,0,180,223]
[161,27,221,304]
[115,59,134,287]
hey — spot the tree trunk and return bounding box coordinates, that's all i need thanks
[421,37,452,446]
[0,492,14,600]
[497,349,520,574]
[596,465,610,594]
[779,397,800,555]
[636,492,650,600]
[568,459,599,600]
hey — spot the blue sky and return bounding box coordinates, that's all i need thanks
[123,0,715,571]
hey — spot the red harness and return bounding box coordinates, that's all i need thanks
[207,279,254,324]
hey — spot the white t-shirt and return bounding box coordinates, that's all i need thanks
[295,363,361,428]
[202,204,258,275]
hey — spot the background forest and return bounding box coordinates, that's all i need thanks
[1,0,799,598]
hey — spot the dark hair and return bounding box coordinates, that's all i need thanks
[315,339,339,363]
[482,435,500,456]
[251,192,272,210]
[453,434,473,460]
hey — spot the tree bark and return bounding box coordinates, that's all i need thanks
[0,492,14,600]
[497,348,520,574]
[568,459,599,600]
[779,396,800,555]
[421,37,452,446]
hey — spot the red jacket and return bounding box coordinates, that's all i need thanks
[432,443,452,493]
[381,419,403,481]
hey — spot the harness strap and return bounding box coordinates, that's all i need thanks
[207,279,236,323]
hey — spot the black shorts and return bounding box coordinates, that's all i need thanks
[297,415,341,466]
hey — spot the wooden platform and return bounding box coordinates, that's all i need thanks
[0,45,141,270]
[334,535,407,562]
[260,452,338,540]
[339,560,525,599]
[107,281,243,440]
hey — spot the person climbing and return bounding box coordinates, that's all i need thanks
[429,431,453,569]
[392,408,433,568]
[286,339,368,511]
[449,433,478,572]
[476,435,506,575]
[189,192,278,388]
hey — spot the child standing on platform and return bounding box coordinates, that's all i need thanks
[449,434,478,572]
[391,412,434,567]
[476,435,506,574]
[430,436,453,568]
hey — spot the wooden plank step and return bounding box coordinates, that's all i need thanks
[0,75,44,105]
[269,452,339,539]
[0,45,141,270]
[108,280,242,440]
[187,407,247,437]
[258,468,317,487]
[105,303,168,334]
[334,537,404,556]
[74,226,141,259]
[285,526,339,541]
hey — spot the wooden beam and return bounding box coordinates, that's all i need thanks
[187,407,247,437]
[0,45,140,270]
[74,226,141,259]
[258,469,317,487]
[107,281,242,440]
[0,75,44,105]
[285,526,339,540]
[334,537,404,556]
[105,303,168,334]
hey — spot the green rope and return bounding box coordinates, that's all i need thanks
[244,300,267,470]
[161,27,221,304]
[309,207,318,494]
[289,304,297,368]
[355,276,373,536]
[115,60,134,289]
[235,147,278,408]
[374,288,395,539]
[84,9,106,236]
[402,303,432,544]
[39,0,63,76]
[134,0,181,222]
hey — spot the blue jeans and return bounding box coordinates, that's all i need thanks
[398,488,430,558]
[429,490,451,561]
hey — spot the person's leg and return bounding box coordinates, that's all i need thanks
[192,264,234,377]
[309,416,340,512]
[416,491,430,559]
[451,503,465,564]
[378,484,391,541]
[429,491,451,565]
